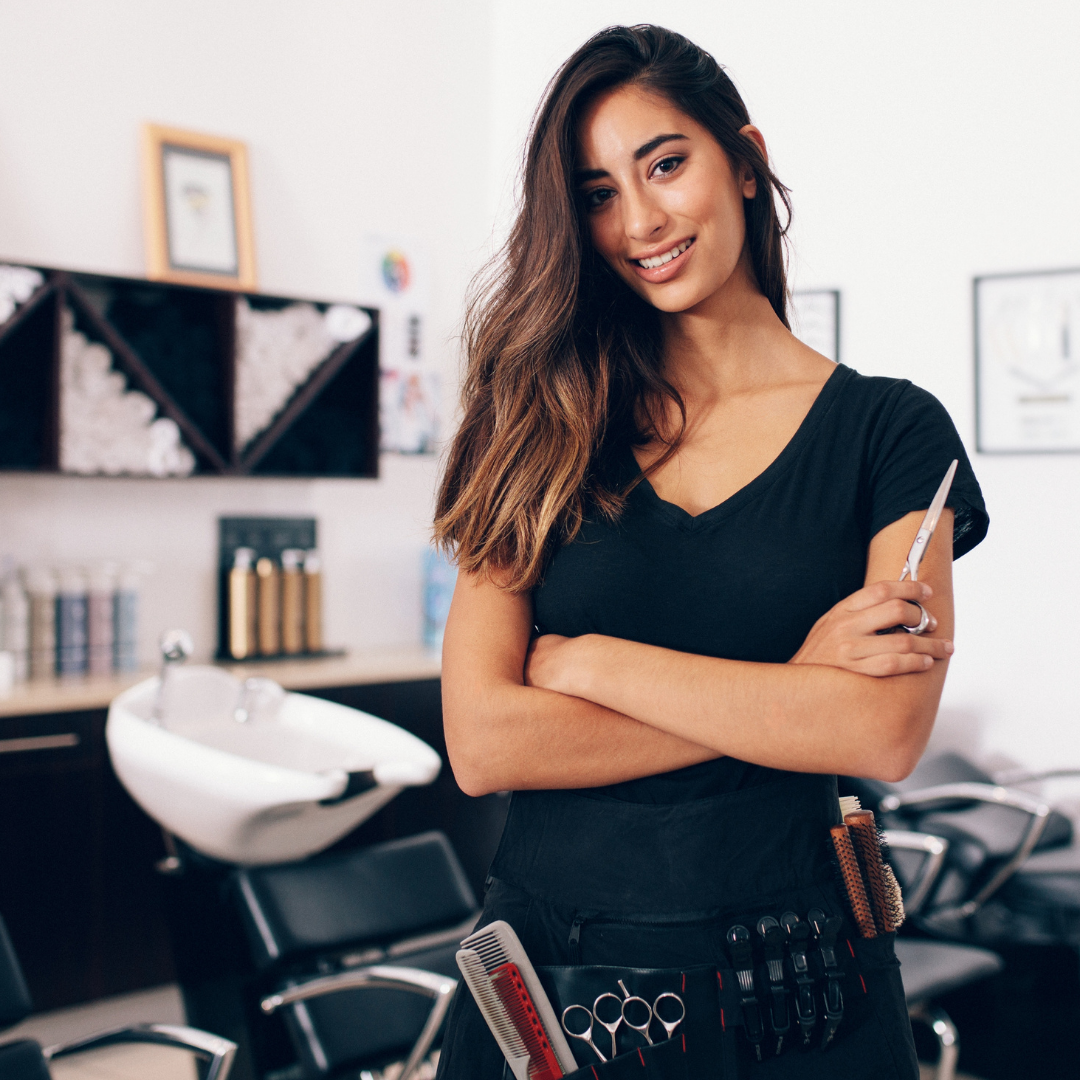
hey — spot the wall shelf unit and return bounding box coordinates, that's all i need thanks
[0,264,379,478]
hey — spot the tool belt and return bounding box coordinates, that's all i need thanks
[490,915,890,1079]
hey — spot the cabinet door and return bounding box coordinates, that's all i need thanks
[0,710,174,1010]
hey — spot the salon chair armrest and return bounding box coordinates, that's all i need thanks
[261,964,457,1080]
[881,830,950,916]
[880,782,1051,917]
[42,1023,237,1080]
[992,767,1080,786]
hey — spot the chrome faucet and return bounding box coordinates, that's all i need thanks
[234,677,285,724]
[154,629,194,722]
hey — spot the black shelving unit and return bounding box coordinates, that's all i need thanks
[0,264,379,477]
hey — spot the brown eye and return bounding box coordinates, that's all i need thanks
[583,188,614,210]
[654,156,684,176]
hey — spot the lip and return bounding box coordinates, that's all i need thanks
[629,237,695,285]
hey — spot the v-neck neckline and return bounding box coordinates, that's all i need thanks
[626,363,851,529]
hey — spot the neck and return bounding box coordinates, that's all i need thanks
[659,255,790,403]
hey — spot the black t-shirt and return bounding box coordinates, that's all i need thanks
[532,363,988,804]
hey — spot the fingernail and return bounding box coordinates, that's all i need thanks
[921,585,933,597]
[945,641,954,654]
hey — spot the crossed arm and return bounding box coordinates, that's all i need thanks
[442,510,955,797]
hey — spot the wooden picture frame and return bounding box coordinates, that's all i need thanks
[141,123,257,291]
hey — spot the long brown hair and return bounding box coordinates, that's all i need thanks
[435,24,791,590]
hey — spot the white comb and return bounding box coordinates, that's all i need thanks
[459,920,577,1073]
[455,948,532,1080]
[839,795,862,818]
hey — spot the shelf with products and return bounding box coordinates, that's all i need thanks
[0,262,380,478]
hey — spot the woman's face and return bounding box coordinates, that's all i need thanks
[575,84,763,314]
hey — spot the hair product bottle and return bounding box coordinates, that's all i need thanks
[280,549,305,655]
[1,572,29,682]
[26,568,57,680]
[228,547,258,660]
[87,564,116,676]
[303,549,322,654]
[114,566,140,673]
[256,556,280,656]
[423,546,457,648]
[56,567,89,676]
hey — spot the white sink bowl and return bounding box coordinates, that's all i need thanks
[106,667,441,866]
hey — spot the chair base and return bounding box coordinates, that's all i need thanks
[909,1004,959,1080]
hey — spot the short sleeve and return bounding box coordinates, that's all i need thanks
[866,383,988,560]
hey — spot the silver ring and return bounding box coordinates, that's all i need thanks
[903,601,931,635]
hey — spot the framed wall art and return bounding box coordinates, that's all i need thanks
[790,288,840,363]
[141,123,257,290]
[975,268,1080,453]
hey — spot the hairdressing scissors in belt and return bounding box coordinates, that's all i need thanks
[882,458,957,636]
[561,981,686,1061]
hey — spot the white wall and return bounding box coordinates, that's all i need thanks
[487,0,1080,770]
[0,0,493,660]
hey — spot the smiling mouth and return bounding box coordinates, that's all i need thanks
[634,238,694,269]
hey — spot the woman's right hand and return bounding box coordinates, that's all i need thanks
[788,580,953,677]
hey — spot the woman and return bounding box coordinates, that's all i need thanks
[434,24,986,1079]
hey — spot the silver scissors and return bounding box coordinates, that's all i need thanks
[900,459,958,583]
[887,459,957,636]
[561,1002,609,1063]
[562,983,686,1061]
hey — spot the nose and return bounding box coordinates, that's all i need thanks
[621,182,666,243]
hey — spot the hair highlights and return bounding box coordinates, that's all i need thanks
[435,24,791,590]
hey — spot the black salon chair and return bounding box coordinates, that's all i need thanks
[0,912,236,1080]
[841,752,1080,946]
[867,823,1004,1080]
[896,937,1002,1080]
[232,830,477,1080]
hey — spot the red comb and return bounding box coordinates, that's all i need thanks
[489,962,564,1079]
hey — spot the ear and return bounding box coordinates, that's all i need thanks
[738,124,767,198]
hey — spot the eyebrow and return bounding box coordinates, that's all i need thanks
[634,132,688,160]
[574,133,689,183]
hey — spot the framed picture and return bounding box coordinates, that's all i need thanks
[975,268,1080,453]
[790,289,840,363]
[141,123,257,290]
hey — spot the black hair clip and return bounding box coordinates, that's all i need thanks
[726,924,765,1061]
[808,908,844,1050]
[781,912,817,1048]
[756,916,790,1055]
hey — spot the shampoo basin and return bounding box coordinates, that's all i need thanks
[106,666,441,865]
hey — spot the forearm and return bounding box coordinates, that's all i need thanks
[562,635,944,781]
[443,676,718,796]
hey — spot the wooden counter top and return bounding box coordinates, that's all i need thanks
[0,645,442,718]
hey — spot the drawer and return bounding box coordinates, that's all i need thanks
[0,709,104,773]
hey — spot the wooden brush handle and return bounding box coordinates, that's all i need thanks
[845,810,894,933]
[831,825,877,938]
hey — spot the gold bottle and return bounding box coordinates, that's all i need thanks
[304,549,322,654]
[280,549,305,655]
[228,547,257,660]
[256,556,281,656]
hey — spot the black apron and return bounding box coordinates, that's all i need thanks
[435,771,918,1079]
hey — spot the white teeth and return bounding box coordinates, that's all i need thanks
[638,239,692,269]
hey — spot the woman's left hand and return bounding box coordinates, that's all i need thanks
[788,579,953,677]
